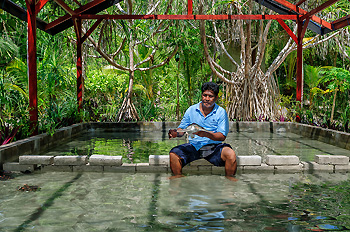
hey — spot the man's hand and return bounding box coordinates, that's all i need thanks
[193,131,226,141]
[193,131,210,138]
[168,129,178,139]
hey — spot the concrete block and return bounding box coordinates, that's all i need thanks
[334,132,349,149]
[182,165,199,173]
[16,139,35,155]
[0,145,18,163]
[315,155,349,165]
[190,159,213,166]
[3,162,35,172]
[274,164,303,173]
[19,155,54,165]
[301,161,333,172]
[212,166,225,175]
[243,164,274,173]
[89,155,122,166]
[334,164,350,172]
[136,163,168,173]
[276,127,287,133]
[54,156,87,166]
[149,155,169,166]
[73,164,103,172]
[198,165,212,172]
[266,155,299,166]
[237,155,261,166]
[41,165,72,172]
[104,163,136,173]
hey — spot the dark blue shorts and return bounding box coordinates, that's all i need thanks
[170,143,232,167]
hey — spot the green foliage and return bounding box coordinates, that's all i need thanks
[282,51,297,94]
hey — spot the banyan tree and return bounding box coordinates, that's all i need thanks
[198,0,344,121]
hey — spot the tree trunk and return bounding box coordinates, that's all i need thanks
[116,31,139,122]
[330,88,337,123]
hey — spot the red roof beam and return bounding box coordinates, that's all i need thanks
[79,14,298,20]
[273,0,332,29]
[45,0,107,31]
[54,0,75,15]
[300,0,341,21]
[331,14,350,30]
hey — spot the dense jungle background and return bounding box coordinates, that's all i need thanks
[1,0,350,144]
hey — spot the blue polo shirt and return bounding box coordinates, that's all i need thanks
[178,102,229,150]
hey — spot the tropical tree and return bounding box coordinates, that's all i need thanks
[304,65,324,108]
[199,0,345,121]
[320,67,350,123]
[84,0,178,122]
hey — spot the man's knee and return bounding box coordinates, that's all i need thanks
[170,152,182,165]
[221,147,236,161]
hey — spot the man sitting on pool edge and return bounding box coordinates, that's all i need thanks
[168,82,237,181]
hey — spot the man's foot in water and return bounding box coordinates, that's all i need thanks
[168,174,185,180]
[225,175,238,182]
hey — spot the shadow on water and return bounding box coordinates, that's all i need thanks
[162,121,167,140]
[14,173,83,232]
[146,174,162,231]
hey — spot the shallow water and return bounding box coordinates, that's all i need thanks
[40,131,350,163]
[1,172,350,231]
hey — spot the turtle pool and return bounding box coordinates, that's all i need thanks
[1,172,350,231]
[37,129,350,164]
[1,122,350,231]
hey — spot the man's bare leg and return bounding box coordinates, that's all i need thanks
[221,147,238,181]
[169,152,185,179]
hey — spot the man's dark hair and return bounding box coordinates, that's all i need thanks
[201,82,219,96]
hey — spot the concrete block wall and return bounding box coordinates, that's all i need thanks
[1,121,350,174]
[0,123,86,169]
[4,154,349,174]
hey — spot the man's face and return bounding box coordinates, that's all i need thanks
[201,90,218,109]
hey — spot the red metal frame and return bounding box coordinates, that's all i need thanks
[331,15,350,30]
[296,18,304,105]
[78,14,298,20]
[24,0,349,130]
[276,19,298,43]
[74,18,83,112]
[45,0,107,31]
[26,0,37,135]
[300,0,340,21]
[81,18,103,43]
[35,0,49,15]
[272,0,332,29]
[188,0,193,15]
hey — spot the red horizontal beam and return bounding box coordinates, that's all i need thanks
[300,0,340,21]
[79,14,298,20]
[273,0,332,29]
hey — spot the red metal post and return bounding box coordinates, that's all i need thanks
[296,18,303,106]
[75,18,83,111]
[26,0,38,135]
[188,0,193,15]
